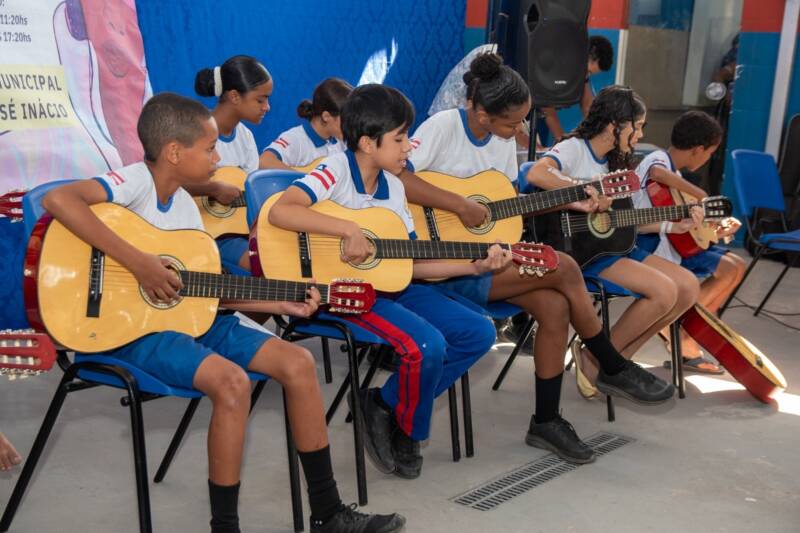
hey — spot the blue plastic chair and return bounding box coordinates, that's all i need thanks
[245,170,475,502]
[2,180,303,533]
[721,150,800,316]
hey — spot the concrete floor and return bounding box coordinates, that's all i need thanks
[2,250,799,533]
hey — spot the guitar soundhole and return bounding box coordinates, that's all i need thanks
[201,197,235,218]
[588,212,614,238]
[139,255,185,309]
[465,195,495,235]
[342,230,380,270]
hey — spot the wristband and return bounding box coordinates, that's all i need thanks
[660,221,673,234]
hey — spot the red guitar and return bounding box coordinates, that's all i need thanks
[646,181,734,258]
[0,330,57,380]
[681,305,787,403]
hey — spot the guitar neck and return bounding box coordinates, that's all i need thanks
[373,240,505,260]
[179,271,327,302]
[608,204,694,228]
[487,181,600,220]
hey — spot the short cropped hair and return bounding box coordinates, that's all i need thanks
[341,84,415,150]
[671,111,723,150]
[589,35,614,72]
[137,92,211,162]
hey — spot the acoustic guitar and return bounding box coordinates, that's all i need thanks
[647,181,736,258]
[0,330,56,380]
[24,203,375,353]
[681,304,787,403]
[197,159,324,239]
[549,195,732,267]
[253,193,559,292]
[408,169,639,244]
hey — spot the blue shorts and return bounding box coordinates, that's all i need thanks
[430,272,494,306]
[582,243,652,278]
[682,245,729,279]
[217,237,249,269]
[95,313,273,389]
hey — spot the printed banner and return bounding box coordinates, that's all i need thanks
[0,0,150,191]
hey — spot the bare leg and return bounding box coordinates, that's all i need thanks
[193,355,252,485]
[246,337,328,452]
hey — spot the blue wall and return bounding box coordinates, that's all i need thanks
[136,0,466,151]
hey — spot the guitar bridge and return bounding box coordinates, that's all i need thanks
[298,232,313,278]
[423,207,440,241]
[86,247,104,318]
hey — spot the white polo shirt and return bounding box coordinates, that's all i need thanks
[291,150,416,239]
[542,137,609,182]
[215,122,259,173]
[407,108,518,181]
[264,122,344,167]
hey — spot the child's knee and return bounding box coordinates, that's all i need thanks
[279,344,317,384]
[649,279,679,313]
[206,364,251,412]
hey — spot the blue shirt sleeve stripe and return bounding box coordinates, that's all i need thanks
[541,154,562,171]
[93,177,114,202]
[292,181,317,204]
[263,147,283,161]
[408,231,417,240]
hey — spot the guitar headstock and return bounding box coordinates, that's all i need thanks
[0,189,25,221]
[596,170,640,198]
[0,329,57,380]
[701,196,733,220]
[510,243,560,277]
[327,279,377,314]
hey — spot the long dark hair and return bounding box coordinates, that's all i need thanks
[195,55,271,99]
[566,85,646,171]
[297,78,354,119]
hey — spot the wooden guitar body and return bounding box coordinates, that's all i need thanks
[408,170,523,244]
[647,181,718,258]
[196,167,248,238]
[25,204,220,352]
[255,194,414,292]
[681,305,787,403]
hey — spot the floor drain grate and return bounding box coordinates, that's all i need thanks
[451,432,634,511]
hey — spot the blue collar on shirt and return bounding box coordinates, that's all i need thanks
[218,125,237,143]
[156,195,174,213]
[302,121,336,148]
[664,150,677,172]
[459,108,492,147]
[583,138,608,164]
[346,150,389,200]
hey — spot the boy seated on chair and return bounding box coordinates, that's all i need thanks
[41,92,405,533]
[633,110,745,374]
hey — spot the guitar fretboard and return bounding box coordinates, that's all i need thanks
[372,240,508,260]
[206,196,247,208]
[179,271,327,302]
[488,181,603,221]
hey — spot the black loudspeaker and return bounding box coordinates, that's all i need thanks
[525,0,591,108]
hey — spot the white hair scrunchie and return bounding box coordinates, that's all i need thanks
[213,66,223,97]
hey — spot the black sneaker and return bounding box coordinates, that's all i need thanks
[311,503,406,533]
[349,388,395,474]
[596,360,675,405]
[391,429,423,479]
[525,414,596,464]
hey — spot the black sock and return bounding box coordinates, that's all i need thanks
[208,480,240,533]
[534,372,563,423]
[583,332,627,376]
[298,446,342,524]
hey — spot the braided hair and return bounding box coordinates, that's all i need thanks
[566,85,646,171]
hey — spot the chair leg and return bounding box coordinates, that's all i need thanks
[154,397,201,483]
[461,373,474,458]
[720,246,765,317]
[491,317,536,391]
[599,297,616,423]
[326,345,369,424]
[755,254,797,316]
[250,380,268,413]
[342,334,368,506]
[0,370,74,532]
[669,321,685,399]
[344,346,383,424]
[283,390,304,533]
[121,371,153,533]
[321,338,333,384]
[448,385,461,462]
